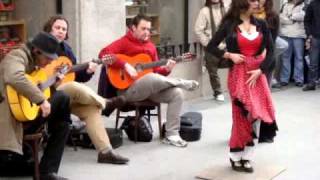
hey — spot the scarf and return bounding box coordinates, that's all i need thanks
[253,7,266,20]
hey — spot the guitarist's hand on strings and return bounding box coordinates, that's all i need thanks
[54,72,65,88]
[40,100,51,117]
[86,62,98,74]
[165,59,176,71]
[124,63,138,79]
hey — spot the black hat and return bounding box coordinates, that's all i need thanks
[31,32,59,60]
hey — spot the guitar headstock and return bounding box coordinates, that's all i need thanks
[174,52,196,62]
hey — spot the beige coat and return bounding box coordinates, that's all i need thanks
[0,45,45,154]
[194,0,231,47]
[279,2,306,38]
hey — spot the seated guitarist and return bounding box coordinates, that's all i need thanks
[43,15,129,164]
[98,14,199,147]
[0,32,70,180]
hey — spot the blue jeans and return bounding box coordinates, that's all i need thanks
[273,37,289,82]
[308,37,320,85]
[280,37,305,83]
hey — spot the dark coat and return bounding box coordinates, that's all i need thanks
[206,16,275,74]
[304,0,320,39]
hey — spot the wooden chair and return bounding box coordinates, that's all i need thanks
[115,100,162,142]
[23,125,45,180]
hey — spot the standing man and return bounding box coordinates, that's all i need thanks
[303,0,320,91]
[0,32,70,180]
[194,0,231,101]
[98,14,199,147]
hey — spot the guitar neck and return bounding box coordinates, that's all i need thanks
[38,66,69,91]
[138,56,184,70]
[140,59,168,70]
[70,59,102,73]
[38,75,59,91]
[71,62,89,73]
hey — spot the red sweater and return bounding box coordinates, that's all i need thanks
[99,30,170,76]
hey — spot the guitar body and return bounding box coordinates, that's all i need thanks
[44,56,75,84]
[6,69,51,122]
[107,54,153,89]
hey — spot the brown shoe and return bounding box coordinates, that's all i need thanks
[97,150,129,164]
[102,95,127,116]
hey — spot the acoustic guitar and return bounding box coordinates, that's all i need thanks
[6,65,69,122]
[43,56,115,84]
[107,53,195,89]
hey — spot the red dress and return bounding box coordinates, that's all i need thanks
[228,30,276,149]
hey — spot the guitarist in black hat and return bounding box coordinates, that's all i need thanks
[0,32,70,180]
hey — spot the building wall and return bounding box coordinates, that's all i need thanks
[13,0,126,91]
[63,0,127,89]
[148,0,204,99]
[274,0,281,11]
[14,0,56,39]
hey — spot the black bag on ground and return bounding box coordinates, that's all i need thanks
[121,116,153,142]
[68,126,123,149]
[162,112,202,142]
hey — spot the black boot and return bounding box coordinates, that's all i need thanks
[241,160,254,173]
[230,159,243,172]
[258,137,274,143]
[97,150,129,164]
[102,95,127,116]
[302,84,316,91]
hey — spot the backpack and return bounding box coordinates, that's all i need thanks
[121,116,153,142]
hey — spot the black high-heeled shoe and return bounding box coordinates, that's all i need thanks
[230,158,243,172]
[241,160,254,173]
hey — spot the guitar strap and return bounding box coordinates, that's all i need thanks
[209,6,216,37]
[209,4,225,37]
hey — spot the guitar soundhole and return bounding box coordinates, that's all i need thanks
[135,64,142,72]
[37,84,43,91]
[120,70,125,80]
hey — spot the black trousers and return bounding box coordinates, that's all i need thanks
[24,90,71,174]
